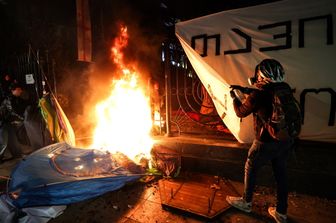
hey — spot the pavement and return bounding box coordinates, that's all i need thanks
[48,175,335,223]
[0,135,336,223]
[1,161,336,223]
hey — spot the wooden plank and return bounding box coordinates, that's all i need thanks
[158,173,240,219]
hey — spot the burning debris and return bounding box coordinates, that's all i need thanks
[88,24,153,165]
[151,145,181,177]
[0,23,169,223]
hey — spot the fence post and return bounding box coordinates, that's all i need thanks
[163,42,172,137]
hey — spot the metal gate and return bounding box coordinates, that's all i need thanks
[0,46,55,102]
[161,40,228,136]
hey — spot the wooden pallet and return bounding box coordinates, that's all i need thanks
[158,173,240,219]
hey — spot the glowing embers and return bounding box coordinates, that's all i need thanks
[153,110,164,128]
[50,147,145,177]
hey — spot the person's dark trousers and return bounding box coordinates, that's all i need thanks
[243,139,293,214]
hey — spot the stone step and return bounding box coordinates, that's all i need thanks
[153,135,336,199]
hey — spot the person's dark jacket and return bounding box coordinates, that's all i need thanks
[232,82,291,142]
[10,91,33,118]
[0,89,33,125]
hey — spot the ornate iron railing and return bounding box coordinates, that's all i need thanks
[161,40,228,136]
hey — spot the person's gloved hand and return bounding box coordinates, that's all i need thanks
[229,89,236,99]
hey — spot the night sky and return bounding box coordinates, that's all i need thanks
[0,0,278,59]
[0,0,277,121]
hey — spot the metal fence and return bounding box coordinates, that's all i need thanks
[0,47,55,102]
[1,43,230,138]
[161,40,228,136]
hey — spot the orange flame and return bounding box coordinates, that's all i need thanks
[90,25,153,162]
[111,26,128,70]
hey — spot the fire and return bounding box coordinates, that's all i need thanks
[90,25,153,162]
[111,25,128,70]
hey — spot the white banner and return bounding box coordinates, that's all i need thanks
[176,0,336,143]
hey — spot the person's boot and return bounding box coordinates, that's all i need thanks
[226,196,252,213]
[268,207,287,223]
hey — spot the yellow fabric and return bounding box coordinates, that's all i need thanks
[39,94,76,146]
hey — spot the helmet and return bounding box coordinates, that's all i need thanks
[248,59,284,86]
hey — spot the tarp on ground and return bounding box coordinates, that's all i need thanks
[175,0,336,143]
[8,142,144,208]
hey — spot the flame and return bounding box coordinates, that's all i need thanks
[90,25,153,162]
[111,25,128,70]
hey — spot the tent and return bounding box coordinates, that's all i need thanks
[175,0,336,143]
[39,93,76,146]
[7,142,144,208]
[0,93,75,161]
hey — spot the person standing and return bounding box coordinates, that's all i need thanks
[0,82,33,160]
[226,59,296,223]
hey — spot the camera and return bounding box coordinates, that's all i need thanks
[230,85,255,94]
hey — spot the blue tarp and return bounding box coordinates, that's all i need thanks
[8,142,143,208]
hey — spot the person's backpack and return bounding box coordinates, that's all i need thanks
[262,83,302,141]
